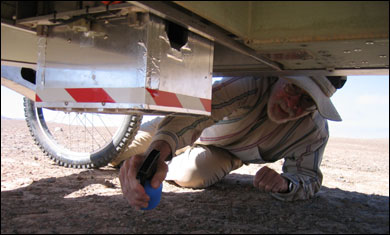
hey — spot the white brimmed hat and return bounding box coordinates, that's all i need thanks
[282,75,347,121]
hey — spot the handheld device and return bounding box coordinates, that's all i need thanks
[136,149,163,210]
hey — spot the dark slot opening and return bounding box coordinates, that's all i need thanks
[21,68,36,84]
[165,21,188,51]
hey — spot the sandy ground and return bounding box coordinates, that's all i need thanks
[1,119,389,234]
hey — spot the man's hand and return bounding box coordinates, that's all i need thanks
[253,166,289,193]
[119,140,171,210]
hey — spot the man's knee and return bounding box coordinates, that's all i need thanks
[172,177,209,189]
[166,145,243,189]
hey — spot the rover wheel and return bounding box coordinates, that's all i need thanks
[23,97,142,168]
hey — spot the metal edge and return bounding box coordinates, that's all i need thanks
[129,1,283,71]
[213,68,389,77]
[1,60,37,69]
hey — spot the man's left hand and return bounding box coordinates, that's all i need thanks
[253,166,289,193]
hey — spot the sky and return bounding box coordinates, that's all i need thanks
[326,75,389,139]
[1,75,389,139]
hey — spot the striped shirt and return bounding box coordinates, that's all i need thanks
[152,76,329,201]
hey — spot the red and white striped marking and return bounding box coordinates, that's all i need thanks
[36,87,211,113]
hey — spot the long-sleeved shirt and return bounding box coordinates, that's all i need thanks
[152,76,329,201]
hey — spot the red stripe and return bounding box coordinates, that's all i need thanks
[35,94,42,102]
[65,88,115,103]
[200,98,212,112]
[146,88,182,108]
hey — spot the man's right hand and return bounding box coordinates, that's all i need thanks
[119,140,171,210]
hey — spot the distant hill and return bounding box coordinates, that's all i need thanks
[1,116,24,120]
[1,116,12,120]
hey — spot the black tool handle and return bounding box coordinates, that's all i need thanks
[136,149,160,186]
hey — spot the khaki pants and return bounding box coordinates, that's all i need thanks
[166,144,243,188]
[111,118,243,188]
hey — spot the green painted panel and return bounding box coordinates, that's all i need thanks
[175,1,388,45]
[175,1,388,70]
[175,1,251,39]
[1,25,38,63]
[250,1,389,44]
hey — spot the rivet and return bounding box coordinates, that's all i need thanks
[67,39,72,43]
[343,50,351,54]
[102,102,106,106]
[361,61,369,64]
[65,101,68,106]
[379,55,387,59]
[354,48,362,52]
[92,74,96,80]
[104,35,109,40]
[365,41,374,45]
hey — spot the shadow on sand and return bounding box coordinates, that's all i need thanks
[1,170,389,234]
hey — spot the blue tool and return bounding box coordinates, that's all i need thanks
[136,149,163,210]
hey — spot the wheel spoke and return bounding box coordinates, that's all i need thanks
[24,97,142,168]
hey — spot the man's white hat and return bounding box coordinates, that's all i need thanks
[282,75,346,121]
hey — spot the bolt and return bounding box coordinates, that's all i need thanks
[104,35,109,40]
[343,50,351,54]
[102,102,106,106]
[67,39,72,43]
[354,48,362,52]
[65,101,68,106]
[365,41,374,45]
[379,55,387,59]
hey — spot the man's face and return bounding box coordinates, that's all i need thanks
[267,78,316,124]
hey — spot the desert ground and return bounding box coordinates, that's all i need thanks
[1,118,389,234]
